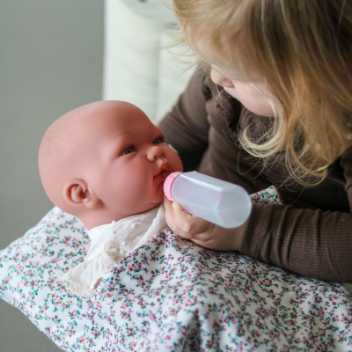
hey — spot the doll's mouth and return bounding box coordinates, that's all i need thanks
[153,169,171,185]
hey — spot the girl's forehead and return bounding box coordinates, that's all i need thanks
[192,36,262,82]
[211,64,262,83]
[212,64,249,81]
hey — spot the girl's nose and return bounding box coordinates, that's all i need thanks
[210,68,235,88]
[146,145,166,164]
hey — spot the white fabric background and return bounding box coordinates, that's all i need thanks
[103,0,195,122]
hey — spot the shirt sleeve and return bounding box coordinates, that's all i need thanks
[240,149,352,282]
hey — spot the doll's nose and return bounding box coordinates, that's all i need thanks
[146,145,166,163]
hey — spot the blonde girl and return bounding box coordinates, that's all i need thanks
[160,0,352,282]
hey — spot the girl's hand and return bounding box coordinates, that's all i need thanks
[163,197,247,251]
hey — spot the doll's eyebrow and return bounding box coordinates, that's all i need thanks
[109,126,161,158]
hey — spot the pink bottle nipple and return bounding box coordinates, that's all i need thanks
[163,171,181,201]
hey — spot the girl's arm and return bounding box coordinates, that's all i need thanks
[159,67,270,194]
[240,147,352,282]
[161,68,352,282]
[165,189,352,282]
[241,200,352,282]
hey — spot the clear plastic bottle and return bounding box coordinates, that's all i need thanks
[163,171,252,228]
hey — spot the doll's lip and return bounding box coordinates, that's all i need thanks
[153,164,172,177]
[153,168,172,184]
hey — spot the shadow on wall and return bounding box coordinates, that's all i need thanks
[104,0,195,122]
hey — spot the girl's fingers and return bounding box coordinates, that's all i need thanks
[164,198,187,235]
[163,197,172,213]
[164,198,191,220]
[163,198,215,241]
[172,202,193,218]
[164,198,194,238]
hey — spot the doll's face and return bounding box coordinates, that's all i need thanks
[89,104,183,219]
[39,101,183,228]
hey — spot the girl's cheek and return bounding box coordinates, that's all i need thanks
[224,87,238,99]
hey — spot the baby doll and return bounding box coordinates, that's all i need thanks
[38,100,182,294]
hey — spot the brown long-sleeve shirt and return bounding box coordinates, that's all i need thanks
[159,68,352,282]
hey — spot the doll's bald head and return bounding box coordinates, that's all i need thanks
[38,101,182,229]
[38,101,113,213]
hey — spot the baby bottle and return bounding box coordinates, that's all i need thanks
[163,171,252,228]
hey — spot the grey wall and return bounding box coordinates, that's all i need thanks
[0,1,103,351]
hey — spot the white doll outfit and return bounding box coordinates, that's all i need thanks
[62,206,165,295]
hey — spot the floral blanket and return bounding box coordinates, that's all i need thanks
[1,197,352,351]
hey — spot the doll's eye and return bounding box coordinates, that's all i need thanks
[120,145,136,155]
[152,136,164,145]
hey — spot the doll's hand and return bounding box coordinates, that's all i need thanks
[163,198,247,251]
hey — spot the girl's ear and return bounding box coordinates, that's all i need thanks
[63,179,103,209]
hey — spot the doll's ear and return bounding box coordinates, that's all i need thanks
[63,179,102,209]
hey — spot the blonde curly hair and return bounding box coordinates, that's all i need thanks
[173,0,352,185]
